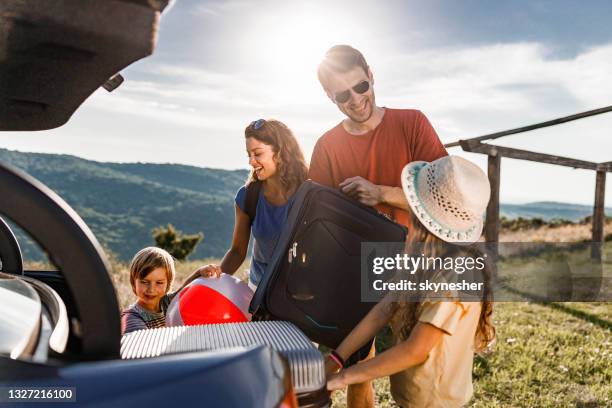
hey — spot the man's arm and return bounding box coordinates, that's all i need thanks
[379,185,409,210]
[339,177,409,210]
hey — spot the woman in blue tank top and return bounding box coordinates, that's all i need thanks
[197,119,308,289]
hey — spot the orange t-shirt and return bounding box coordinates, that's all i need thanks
[308,108,448,228]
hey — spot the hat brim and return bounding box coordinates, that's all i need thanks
[401,161,484,244]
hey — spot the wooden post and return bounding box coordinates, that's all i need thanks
[485,152,501,245]
[592,170,606,260]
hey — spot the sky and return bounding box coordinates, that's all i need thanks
[1,0,611,205]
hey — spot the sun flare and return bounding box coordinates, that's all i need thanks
[239,7,362,99]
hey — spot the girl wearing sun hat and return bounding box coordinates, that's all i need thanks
[326,155,496,407]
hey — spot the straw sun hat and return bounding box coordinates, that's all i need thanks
[401,156,491,244]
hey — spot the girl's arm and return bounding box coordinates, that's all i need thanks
[329,294,396,368]
[328,322,445,390]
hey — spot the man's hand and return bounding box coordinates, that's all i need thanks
[339,176,383,206]
[194,264,222,278]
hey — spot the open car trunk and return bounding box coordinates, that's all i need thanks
[0,0,169,131]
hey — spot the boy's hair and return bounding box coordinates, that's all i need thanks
[129,247,175,293]
[317,45,370,90]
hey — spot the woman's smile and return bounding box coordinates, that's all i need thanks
[246,137,277,180]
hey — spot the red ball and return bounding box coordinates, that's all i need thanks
[166,274,253,326]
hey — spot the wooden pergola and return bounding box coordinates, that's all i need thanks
[445,106,612,259]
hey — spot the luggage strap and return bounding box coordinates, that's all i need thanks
[245,180,262,226]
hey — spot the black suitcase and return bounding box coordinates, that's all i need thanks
[250,180,407,349]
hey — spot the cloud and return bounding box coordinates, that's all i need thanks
[89,41,612,161]
[373,42,612,142]
[193,1,251,17]
[88,62,336,138]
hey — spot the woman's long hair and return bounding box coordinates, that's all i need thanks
[244,119,308,194]
[389,212,496,352]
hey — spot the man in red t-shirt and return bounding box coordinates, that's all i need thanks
[310,45,447,407]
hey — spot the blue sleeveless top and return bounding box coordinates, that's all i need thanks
[235,185,295,287]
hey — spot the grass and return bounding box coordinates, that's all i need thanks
[329,302,611,407]
[469,302,611,407]
[495,243,611,302]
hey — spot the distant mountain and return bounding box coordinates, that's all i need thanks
[1,148,609,262]
[500,201,611,222]
[0,148,248,262]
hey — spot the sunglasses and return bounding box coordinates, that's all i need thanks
[333,80,370,104]
[250,119,266,130]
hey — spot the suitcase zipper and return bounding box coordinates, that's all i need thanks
[263,189,315,305]
[252,187,315,317]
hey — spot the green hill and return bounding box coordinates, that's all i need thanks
[0,148,248,262]
[4,148,609,264]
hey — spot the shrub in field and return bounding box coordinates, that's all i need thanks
[500,216,579,232]
[152,223,203,260]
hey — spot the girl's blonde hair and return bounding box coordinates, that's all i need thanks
[244,119,308,193]
[129,247,176,294]
[390,212,496,352]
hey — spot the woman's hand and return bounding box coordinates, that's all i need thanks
[194,264,222,278]
[326,370,348,391]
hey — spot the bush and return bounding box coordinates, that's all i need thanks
[500,216,551,232]
[152,223,203,260]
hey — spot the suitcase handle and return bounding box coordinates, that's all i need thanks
[291,293,314,301]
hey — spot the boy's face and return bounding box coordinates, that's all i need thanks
[134,267,169,312]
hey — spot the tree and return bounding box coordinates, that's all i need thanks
[151,224,203,260]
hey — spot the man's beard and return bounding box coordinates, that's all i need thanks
[343,96,374,124]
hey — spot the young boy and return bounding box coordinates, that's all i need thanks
[121,246,212,335]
